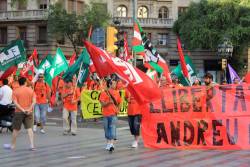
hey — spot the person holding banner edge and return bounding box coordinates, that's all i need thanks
[125,91,141,148]
[99,79,121,152]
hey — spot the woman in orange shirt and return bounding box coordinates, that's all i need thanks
[99,79,121,152]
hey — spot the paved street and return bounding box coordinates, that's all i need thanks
[0,111,250,167]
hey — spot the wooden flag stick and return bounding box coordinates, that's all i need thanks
[72,61,84,100]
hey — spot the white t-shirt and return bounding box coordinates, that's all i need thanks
[0,85,13,105]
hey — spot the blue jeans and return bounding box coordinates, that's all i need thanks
[34,103,48,126]
[103,116,117,140]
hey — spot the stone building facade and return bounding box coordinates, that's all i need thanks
[0,0,225,82]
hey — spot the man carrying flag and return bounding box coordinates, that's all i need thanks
[61,80,80,136]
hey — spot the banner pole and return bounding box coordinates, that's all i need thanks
[72,61,84,100]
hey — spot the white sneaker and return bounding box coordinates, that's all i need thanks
[131,141,138,148]
[109,144,115,152]
[33,125,37,132]
[40,129,45,134]
[105,144,110,150]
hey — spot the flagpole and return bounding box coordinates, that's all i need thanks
[158,73,163,87]
[72,61,84,100]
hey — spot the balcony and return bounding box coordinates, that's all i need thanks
[113,17,174,28]
[0,10,48,21]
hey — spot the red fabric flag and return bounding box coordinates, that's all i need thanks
[0,66,17,80]
[158,57,172,83]
[20,55,34,77]
[177,37,189,78]
[244,72,250,83]
[84,41,161,103]
[32,48,39,67]
[50,76,59,106]
[89,58,96,73]
[69,52,76,66]
[123,32,131,62]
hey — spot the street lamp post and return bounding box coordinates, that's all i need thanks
[217,37,234,82]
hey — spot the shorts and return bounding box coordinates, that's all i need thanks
[128,115,141,136]
[12,112,33,130]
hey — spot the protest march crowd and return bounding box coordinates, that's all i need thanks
[0,66,245,152]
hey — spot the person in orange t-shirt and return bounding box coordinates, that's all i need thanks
[61,80,80,136]
[3,77,36,151]
[99,79,121,152]
[125,90,141,148]
[33,73,51,134]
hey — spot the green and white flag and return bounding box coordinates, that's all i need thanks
[38,54,54,73]
[32,54,53,84]
[45,48,68,86]
[63,48,90,87]
[172,55,198,86]
[0,40,26,71]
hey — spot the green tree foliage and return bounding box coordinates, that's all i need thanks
[173,0,250,71]
[47,2,110,54]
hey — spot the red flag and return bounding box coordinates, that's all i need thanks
[32,48,39,67]
[0,66,17,80]
[20,55,34,76]
[50,76,59,106]
[84,41,161,103]
[89,58,96,73]
[69,52,76,66]
[123,32,131,62]
[177,37,189,78]
[244,72,250,83]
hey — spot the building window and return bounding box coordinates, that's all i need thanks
[37,26,47,44]
[178,7,188,16]
[0,27,7,44]
[39,0,47,9]
[17,27,26,41]
[18,1,27,10]
[0,0,7,11]
[157,33,169,46]
[116,5,127,17]
[77,1,84,15]
[138,6,148,18]
[68,0,75,13]
[158,6,169,18]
